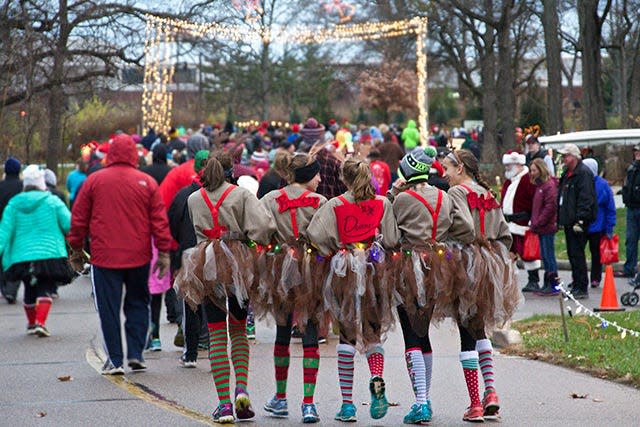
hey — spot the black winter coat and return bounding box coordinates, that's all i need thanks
[557,161,597,228]
[622,160,640,208]
[0,175,23,217]
[168,182,199,270]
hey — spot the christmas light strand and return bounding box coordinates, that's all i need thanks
[558,283,640,339]
[142,14,429,142]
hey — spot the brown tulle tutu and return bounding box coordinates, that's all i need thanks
[432,240,523,334]
[174,239,256,311]
[250,243,327,326]
[394,243,458,337]
[323,245,399,351]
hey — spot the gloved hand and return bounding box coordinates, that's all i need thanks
[153,252,170,279]
[69,248,89,272]
[572,221,585,234]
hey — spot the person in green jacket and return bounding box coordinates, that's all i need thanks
[401,120,421,151]
[0,165,72,337]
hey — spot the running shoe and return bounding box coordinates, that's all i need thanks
[369,376,389,419]
[334,403,357,422]
[302,403,320,423]
[264,395,288,417]
[212,403,235,424]
[101,360,125,376]
[148,338,162,352]
[482,391,500,419]
[463,405,484,422]
[34,324,50,337]
[234,386,255,420]
[403,402,432,424]
[127,358,147,371]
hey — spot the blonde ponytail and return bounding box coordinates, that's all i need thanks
[341,158,376,202]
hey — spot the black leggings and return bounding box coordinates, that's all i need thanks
[459,323,487,352]
[150,293,163,338]
[203,295,247,323]
[397,305,432,353]
[276,314,319,348]
[23,277,55,305]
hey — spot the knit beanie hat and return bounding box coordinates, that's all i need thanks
[398,146,437,182]
[44,169,57,187]
[4,157,20,175]
[194,150,210,174]
[22,165,46,190]
[583,158,598,177]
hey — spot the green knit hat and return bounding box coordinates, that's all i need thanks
[194,150,210,174]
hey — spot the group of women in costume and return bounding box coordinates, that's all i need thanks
[176,144,521,425]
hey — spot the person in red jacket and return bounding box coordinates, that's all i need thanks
[68,134,172,375]
[500,151,540,292]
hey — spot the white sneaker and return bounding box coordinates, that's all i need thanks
[101,361,125,375]
[127,358,147,371]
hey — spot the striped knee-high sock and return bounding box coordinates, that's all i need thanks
[208,321,231,404]
[274,342,290,399]
[35,297,53,326]
[24,304,36,326]
[366,345,384,378]
[337,343,356,404]
[460,351,481,407]
[404,348,427,404]
[303,345,319,404]
[476,339,496,396]
[423,351,433,401]
[228,317,250,391]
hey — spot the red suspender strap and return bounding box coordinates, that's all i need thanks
[337,195,349,205]
[459,184,485,237]
[200,185,236,239]
[406,189,443,240]
[278,188,312,239]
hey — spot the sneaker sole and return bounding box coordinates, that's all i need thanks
[463,416,485,422]
[128,362,147,371]
[263,406,288,418]
[334,416,357,422]
[484,403,499,416]
[101,369,125,375]
[369,378,389,419]
[303,416,320,423]
[35,328,50,337]
[213,415,235,424]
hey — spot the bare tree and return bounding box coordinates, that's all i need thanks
[541,0,564,133]
[577,0,611,129]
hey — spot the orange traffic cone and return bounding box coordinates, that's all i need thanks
[594,264,625,312]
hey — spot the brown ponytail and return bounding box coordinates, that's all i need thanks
[274,152,315,184]
[456,149,496,197]
[341,158,376,202]
[200,157,226,192]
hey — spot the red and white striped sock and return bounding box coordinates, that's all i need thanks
[337,343,356,404]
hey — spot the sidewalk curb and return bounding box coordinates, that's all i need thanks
[490,321,522,348]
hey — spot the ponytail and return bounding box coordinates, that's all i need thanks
[341,158,376,202]
[273,151,294,182]
[200,157,226,192]
[457,149,496,197]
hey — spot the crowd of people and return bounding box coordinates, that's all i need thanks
[0,116,639,425]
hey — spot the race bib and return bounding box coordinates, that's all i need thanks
[334,198,384,245]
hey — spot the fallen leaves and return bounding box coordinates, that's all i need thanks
[57,375,73,382]
[570,393,588,399]
[35,412,47,418]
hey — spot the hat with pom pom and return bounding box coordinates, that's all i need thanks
[399,146,437,183]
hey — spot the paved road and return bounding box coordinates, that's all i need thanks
[0,270,638,426]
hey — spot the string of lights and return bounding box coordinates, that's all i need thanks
[142,14,429,141]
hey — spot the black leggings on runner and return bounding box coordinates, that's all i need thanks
[203,295,248,323]
[276,314,319,348]
[397,305,432,353]
[459,323,487,352]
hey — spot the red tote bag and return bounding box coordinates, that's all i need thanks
[522,230,541,261]
[600,234,620,265]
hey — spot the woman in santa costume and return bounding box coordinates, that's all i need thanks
[255,149,327,424]
[440,149,522,423]
[176,155,275,424]
[307,158,399,423]
[386,146,458,424]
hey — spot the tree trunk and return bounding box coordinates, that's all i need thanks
[480,7,499,177]
[260,40,270,120]
[542,0,564,134]
[578,0,607,129]
[629,30,640,126]
[496,16,515,150]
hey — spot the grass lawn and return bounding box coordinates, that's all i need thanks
[504,311,640,388]
[554,208,627,261]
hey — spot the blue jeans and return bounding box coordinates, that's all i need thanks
[624,207,640,275]
[539,233,558,274]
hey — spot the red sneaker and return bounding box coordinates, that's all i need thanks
[463,405,484,422]
[482,391,500,419]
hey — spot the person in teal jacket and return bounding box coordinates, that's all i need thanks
[401,120,420,151]
[0,165,72,337]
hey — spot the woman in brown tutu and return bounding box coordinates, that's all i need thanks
[386,146,462,425]
[181,156,275,423]
[307,158,399,422]
[258,149,327,423]
[441,149,522,423]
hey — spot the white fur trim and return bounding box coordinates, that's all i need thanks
[524,260,542,270]
[502,152,526,165]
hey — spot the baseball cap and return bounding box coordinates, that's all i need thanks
[557,143,581,158]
